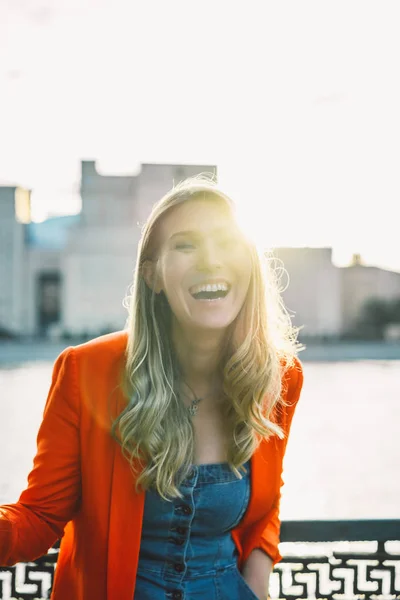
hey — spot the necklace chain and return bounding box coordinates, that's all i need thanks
[181,380,205,417]
[181,379,222,417]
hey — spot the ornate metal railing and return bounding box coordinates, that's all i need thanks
[1,519,399,599]
[274,519,400,600]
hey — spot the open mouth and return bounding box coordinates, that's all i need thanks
[189,282,231,301]
[191,289,229,301]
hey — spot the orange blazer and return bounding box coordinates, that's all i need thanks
[0,331,303,600]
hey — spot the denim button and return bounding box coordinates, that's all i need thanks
[168,536,185,546]
[174,563,185,573]
[167,591,183,600]
[176,504,192,515]
[176,526,187,535]
[174,538,185,546]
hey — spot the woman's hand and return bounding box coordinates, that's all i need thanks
[241,548,273,600]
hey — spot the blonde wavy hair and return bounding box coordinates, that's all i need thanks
[112,175,301,499]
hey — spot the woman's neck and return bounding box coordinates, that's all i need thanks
[171,322,226,396]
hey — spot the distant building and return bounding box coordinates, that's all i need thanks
[274,249,400,338]
[340,254,400,333]
[0,161,216,336]
[273,247,342,338]
[0,186,32,335]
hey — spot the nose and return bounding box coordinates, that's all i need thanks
[197,238,223,271]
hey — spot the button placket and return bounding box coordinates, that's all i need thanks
[165,466,198,582]
[166,590,184,600]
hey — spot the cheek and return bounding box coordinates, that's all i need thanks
[232,251,252,290]
[161,256,190,294]
[239,273,252,301]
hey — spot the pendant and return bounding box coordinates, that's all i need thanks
[188,397,202,417]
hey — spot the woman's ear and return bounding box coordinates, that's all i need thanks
[142,260,163,294]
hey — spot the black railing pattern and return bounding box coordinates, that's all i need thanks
[1,520,399,599]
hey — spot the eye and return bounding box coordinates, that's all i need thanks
[175,241,196,250]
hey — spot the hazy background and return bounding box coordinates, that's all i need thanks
[1,0,400,270]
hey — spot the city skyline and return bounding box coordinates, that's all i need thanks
[3,158,399,275]
[1,1,399,272]
[4,162,399,340]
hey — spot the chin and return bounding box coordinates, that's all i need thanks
[190,316,236,332]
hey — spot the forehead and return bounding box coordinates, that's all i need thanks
[158,198,235,240]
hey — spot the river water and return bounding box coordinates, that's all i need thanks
[0,348,399,522]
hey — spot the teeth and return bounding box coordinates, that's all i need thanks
[190,282,230,294]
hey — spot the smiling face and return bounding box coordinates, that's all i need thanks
[147,197,253,335]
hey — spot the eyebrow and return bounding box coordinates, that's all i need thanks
[168,227,232,241]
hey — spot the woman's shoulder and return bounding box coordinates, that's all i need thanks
[73,330,128,356]
[284,355,303,387]
[267,355,304,443]
[278,354,304,409]
[52,331,128,391]
[280,350,303,378]
[49,331,129,419]
[58,330,128,364]
[282,356,304,413]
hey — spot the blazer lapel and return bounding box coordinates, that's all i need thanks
[106,389,145,600]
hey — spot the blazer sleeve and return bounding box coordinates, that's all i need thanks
[0,347,82,566]
[257,357,304,565]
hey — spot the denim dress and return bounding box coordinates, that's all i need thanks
[134,460,258,599]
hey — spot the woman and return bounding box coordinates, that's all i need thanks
[0,176,303,600]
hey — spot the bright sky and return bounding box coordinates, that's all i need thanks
[1,0,399,271]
